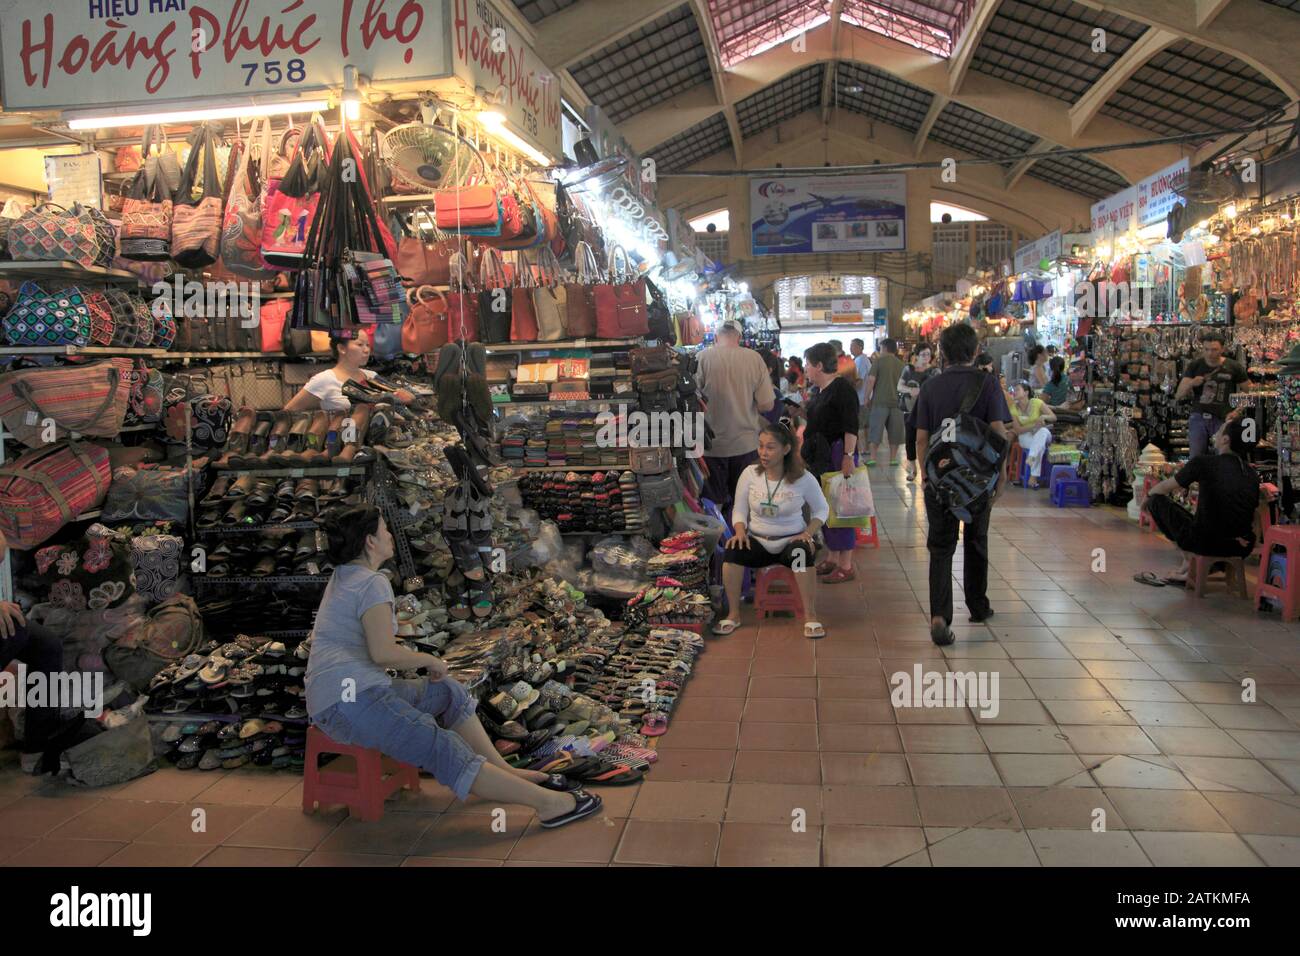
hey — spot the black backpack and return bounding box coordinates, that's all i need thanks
[924,371,1009,522]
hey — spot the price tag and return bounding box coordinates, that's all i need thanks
[24,411,38,426]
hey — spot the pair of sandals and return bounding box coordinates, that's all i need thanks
[712,617,826,639]
[816,560,855,584]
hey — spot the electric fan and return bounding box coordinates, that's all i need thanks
[380,103,484,192]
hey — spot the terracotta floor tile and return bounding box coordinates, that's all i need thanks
[671,697,746,722]
[821,786,920,827]
[927,828,1040,866]
[748,676,818,699]
[224,805,347,850]
[898,725,986,753]
[3,838,125,867]
[717,822,821,866]
[914,787,1020,828]
[399,857,502,867]
[815,657,885,678]
[725,783,823,825]
[993,753,1094,787]
[978,725,1074,753]
[196,846,307,866]
[47,799,178,842]
[684,676,751,699]
[100,842,211,867]
[659,720,739,750]
[508,815,626,863]
[907,753,1001,786]
[744,698,819,723]
[407,811,526,859]
[822,825,926,866]
[0,794,103,839]
[818,723,903,753]
[317,812,441,857]
[1028,829,1150,866]
[1040,699,1134,726]
[193,770,301,806]
[615,820,720,865]
[816,675,892,699]
[821,752,911,786]
[1202,792,1300,835]
[1169,756,1293,794]
[749,656,815,677]
[1102,789,1233,832]
[300,851,404,866]
[738,721,819,752]
[111,768,225,803]
[733,750,822,785]
[135,803,263,845]
[645,749,735,783]
[629,781,730,821]
[1010,788,1127,830]
[1133,831,1263,866]
[818,699,897,723]
[1197,704,1295,732]
[1058,725,1159,755]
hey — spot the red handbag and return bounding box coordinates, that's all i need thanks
[445,252,478,342]
[403,286,449,353]
[564,240,598,339]
[510,252,539,342]
[595,245,648,338]
[259,299,292,352]
[435,185,498,230]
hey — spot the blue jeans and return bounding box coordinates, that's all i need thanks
[312,677,486,801]
[1188,412,1223,460]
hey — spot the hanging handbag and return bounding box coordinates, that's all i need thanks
[261,114,331,270]
[122,360,165,426]
[402,285,449,353]
[259,299,292,352]
[434,184,499,231]
[2,282,92,347]
[595,245,648,338]
[120,127,176,261]
[0,358,132,447]
[170,121,222,267]
[396,223,455,285]
[0,441,112,550]
[445,252,479,343]
[221,117,276,279]
[532,244,567,341]
[510,251,539,342]
[645,277,675,344]
[478,247,512,344]
[73,203,117,267]
[152,297,176,350]
[565,240,598,338]
[6,202,102,266]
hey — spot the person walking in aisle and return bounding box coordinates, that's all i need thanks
[915,323,1012,646]
[696,319,777,514]
[864,337,905,467]
[714,422,829,639]
[898,343,936,481]
[1176,330,1248,459]
[850,337,872,447]
[801,343,861,585]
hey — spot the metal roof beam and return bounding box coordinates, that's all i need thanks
[686,0,742,166]
[821,0,845,125]
[1068,28,1179,138]
[913,94,948,158]
[534,0,686,69]
[947,0,1000,95]
[1004,138,1052,190]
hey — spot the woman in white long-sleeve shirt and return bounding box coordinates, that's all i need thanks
[714,422,830,639]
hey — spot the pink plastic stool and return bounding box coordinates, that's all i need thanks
[302,726,421,822]
[753,566,806,619]
[1256,526,1300,622]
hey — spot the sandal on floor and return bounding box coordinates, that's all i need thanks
[641,713,668,736]
[822,568,855,584]
[711,618,740,636]
[804,621,826,639]
[1133,571,1166,587]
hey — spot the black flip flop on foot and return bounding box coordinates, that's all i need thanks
[930,619,955,646]
[1133,572,1166,587]
[540,790,602,828]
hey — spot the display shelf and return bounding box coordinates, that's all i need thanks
[196,521,319,535]
[498,398,628,406]
[0,345,163,357]
[158,351,331,361]
[215,464,370,476]
[194,574,330,586]
[483,338,641,352]
[0,261,143,285]
[513,464,629,471]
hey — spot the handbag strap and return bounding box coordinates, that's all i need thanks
[480,247,508,288]
[535,244,563,287]
[448,251,477,292]
[0,442,103,524]
[574,241,594,283]
[409,285,447,310]
[514,251,536,289]
[607,243,629,281]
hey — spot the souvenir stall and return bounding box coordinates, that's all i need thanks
[0,0,710,786]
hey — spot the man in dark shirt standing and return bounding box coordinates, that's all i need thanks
[915,323,1012,646]
[1176,330,1248,459]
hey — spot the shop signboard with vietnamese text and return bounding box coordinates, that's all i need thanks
[1014,230,1062,273]
[1136,158,1188,229]
[751,173,906,255]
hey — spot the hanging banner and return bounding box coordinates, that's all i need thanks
[1137,158,1188,228]
[1013,230,1062,273]
[750,173,906,255]
[1090,186,1138,235]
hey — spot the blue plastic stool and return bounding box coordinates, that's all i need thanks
[1047,465,1078,496]
[1051,478,1091,508]
[1020,452,1052,487]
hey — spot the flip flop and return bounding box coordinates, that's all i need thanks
[539,789,603,829]
[1133,571,1166,587]
[641,713,668,736]
[711,619,740,636]
[804,621,826,639]
[538,773,582,793]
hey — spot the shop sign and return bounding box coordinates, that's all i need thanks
[750,173,907,255]
[873,308,888,327]
[450,0,561,159]
[1014,230,1062,273]
[0,0,451,112]
[830,298,863,323]
[1136,158,1188,228]
[1090,186,1138,236]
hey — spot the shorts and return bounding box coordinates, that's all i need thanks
[858,405,871,429]
[723,537,815,570]
[868,406,905,445]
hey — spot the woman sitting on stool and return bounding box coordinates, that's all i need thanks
[713,423,829,639]
[1138,417,1259,586]
[1008,382,1055,488]
[305,505,601,828]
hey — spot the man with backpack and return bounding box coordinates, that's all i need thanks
[914,323,1012,646]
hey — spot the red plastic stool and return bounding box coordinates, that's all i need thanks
[1138,477,1157,532]
[753,566,806,619]
[1187,555,1247,600]
[855,516,879,548]
[1007,442,1024,485]
[302,726,421,822]
[1256,525,1300,622]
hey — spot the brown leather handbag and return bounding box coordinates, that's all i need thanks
[564,240,598,339]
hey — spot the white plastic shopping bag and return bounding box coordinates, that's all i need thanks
[823,465,875,526]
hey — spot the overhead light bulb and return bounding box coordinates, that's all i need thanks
[343,98,362,121]
[1223,202,1238,219]
[67,98,332,129]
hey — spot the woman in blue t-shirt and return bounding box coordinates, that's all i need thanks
[305,505,601,828]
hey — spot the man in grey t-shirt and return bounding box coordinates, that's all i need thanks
[697,319,776,512]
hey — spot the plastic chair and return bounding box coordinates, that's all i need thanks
[1019,449,1052,487]
[1007,442,1024,484]
[855,516,879,549]
[753,566,805,619]
[1186,555,1247,599]
[302,726,420,822]
[1255,525,1300,622]
[1051,478,1091,508]
[1047,465,1078,497]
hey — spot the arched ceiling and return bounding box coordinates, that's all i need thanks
[516,0,1298,217]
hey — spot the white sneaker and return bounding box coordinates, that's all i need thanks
[905,461,916,481]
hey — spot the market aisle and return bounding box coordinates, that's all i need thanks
[2,464,1299,867]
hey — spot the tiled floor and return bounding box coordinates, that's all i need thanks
[3,464,1300,866]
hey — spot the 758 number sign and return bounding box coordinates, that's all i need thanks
[242,59,307,87]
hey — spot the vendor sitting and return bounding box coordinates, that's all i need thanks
[285,335,415,412]
[1009,381,1056,488]
[714,422,829,639]
[1138,417,1259,586]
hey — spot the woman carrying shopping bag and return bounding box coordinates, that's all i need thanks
[801,343,863,584]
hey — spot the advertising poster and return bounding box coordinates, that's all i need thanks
[750,173,906,255]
